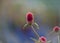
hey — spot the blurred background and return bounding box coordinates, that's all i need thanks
[0,0,60,43]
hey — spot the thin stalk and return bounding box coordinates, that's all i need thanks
[58,35,60,43]
[31,26,40,38]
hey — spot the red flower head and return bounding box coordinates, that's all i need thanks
[39,36,47,43]
[53,26,60,32]
[26,12,34,23]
